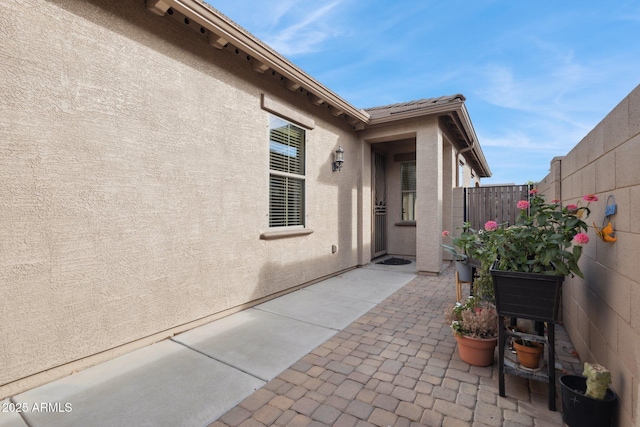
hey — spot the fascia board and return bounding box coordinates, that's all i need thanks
[367,100,466,125]
[457,104,491,177]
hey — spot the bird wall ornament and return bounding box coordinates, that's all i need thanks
[594,195,617,243]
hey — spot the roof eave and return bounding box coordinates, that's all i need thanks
[145,1,490,177]
[456,104,492,178]
[367,100,491,178]
[148,0,370,124]
[366,101,465,125]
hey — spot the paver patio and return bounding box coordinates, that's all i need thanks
[210,264,582,427]
[2,260,582,427]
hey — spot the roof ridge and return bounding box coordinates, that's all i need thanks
[363,94,465,111]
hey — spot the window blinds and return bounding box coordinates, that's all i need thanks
[269,116,305,227]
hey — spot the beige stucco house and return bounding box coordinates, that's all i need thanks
[0,0,490,397]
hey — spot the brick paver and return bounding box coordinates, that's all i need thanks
[209,267,578,427]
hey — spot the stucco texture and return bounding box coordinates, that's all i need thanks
[0,0,363,389]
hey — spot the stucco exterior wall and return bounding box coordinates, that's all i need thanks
[357,141,373,266]
[457,156,475,187]
[446,187,466,262]
[441,137,455,260]
[538,84,640,427]
[359,118,447,273]
[415,120,444,274]
[0,0,365,394]
[385,149,417,257]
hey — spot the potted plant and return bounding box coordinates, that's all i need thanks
[445,296,498,366]
[512,339,543,369]
[487,190,597,321]
[484,189,598,411]
[462,220,501,301]
[560,363,618,427]
[491,190,595,276]
[441,222,479,283]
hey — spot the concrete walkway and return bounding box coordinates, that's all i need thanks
[1,259,582,427]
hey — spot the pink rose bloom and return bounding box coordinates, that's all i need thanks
[516,200,530,210]
[442,230,450,237]
[566,204,578,212]
[551,199,561,204]
[573,233,590,245]
[583,194,598,202]
[529,188,539,195]
[484,221,498,231]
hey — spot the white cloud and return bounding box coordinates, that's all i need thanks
[479,129,572,153]
[262,1,343,56]
[212,0,640,185]
[210,1,344,56]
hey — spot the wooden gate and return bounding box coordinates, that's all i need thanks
[464,185,532,230]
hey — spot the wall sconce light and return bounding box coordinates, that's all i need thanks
[332,145,344,172]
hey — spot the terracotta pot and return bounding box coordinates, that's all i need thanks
[455,335,497,367]
[513,339,543,369]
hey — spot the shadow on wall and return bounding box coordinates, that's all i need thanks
[2,0,374,398]
[537,83,640,427]
[249,132,360,308]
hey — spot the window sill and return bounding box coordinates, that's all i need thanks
[395,221,416,227]
[260,228,315,240]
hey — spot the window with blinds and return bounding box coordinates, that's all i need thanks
[401,162,416,221]
[269,115,305,227]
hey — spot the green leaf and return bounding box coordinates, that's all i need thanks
[568,259,584,278]
[573,245,582,259]
[556,262,569,276]
[537,214,547,226]
[566,217,580,228]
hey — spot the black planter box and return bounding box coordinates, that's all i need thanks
[560,375,617,427]
[490,260,564,322]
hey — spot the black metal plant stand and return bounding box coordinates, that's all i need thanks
[491,262,564,411]
[498,318,557,410]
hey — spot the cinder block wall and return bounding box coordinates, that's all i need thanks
[538,84,640,427]
[0,0,366,397]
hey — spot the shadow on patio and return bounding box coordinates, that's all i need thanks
[5,260,583,427]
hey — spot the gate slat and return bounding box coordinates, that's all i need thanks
[464,184,533,230]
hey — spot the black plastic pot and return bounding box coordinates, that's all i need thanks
[490,260,564,322]
[560,375,617,427]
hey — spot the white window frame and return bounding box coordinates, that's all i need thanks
[268,115,306,230]
[401,161,416,222]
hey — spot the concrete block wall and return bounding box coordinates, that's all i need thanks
[539,84,640,427]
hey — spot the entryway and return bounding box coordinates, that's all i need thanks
[372,151,387,258]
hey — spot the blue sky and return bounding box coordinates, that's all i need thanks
[213,1,640,184]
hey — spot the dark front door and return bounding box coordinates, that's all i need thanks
[372,152,387,257]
